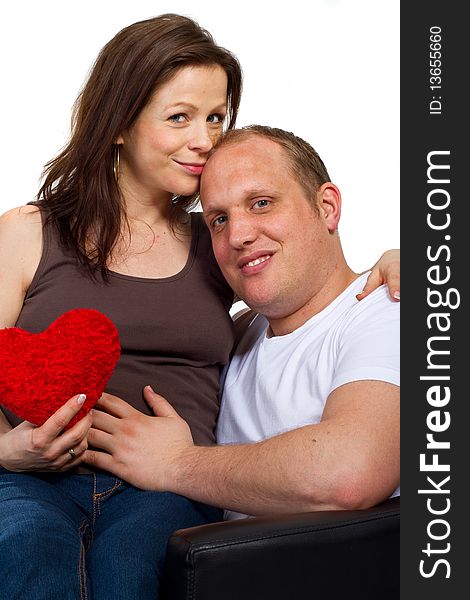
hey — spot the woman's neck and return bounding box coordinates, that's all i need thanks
[121,187,174,225]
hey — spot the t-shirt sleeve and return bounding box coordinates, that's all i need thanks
[330,288,400,393]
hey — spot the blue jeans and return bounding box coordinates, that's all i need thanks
[0,468,221,599]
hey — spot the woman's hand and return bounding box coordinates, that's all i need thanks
[0,394,92,472]
[357,249,400,301]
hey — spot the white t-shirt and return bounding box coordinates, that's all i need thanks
[216,273,400,518]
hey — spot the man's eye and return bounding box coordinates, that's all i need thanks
[254,199,270,208]
[212,215,227,228]
[168,114,185,123]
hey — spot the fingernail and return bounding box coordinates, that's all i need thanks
[77,394,87,405]
[393,291,400,300]
[145,385,155,393]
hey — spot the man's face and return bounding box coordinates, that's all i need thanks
[200,136,334,320]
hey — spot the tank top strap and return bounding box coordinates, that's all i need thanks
[25,206,61,299]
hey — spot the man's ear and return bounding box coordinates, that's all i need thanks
[318,182,341,232]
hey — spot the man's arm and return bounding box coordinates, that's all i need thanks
[84,379,399,515]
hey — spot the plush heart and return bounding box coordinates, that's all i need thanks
[0,309,121,429]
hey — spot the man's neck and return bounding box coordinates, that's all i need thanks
[267,267,358,337]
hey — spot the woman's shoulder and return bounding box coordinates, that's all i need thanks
[0,205,42,234]
[0,205,43,271]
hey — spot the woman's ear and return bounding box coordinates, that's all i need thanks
[115,134,124,145]
[317,182,341,232]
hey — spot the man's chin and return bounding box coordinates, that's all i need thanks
[235,290,278,317]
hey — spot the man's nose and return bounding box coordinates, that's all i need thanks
[228,215,257,248]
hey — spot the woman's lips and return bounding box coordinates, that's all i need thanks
[175,161,205,176]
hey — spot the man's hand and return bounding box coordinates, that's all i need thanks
[82,387,194,490]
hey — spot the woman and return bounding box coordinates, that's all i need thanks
[0,14,398,599]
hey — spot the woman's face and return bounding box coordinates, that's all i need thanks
[117,64,228,202]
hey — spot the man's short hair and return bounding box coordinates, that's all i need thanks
[212,125,331,209]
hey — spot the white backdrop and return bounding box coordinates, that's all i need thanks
[0,0,399,273]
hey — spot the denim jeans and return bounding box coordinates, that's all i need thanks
[0,468,221,599]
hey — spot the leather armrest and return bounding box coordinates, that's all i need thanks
[162,497,400,600]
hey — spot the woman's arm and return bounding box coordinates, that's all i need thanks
[0,206,41,432]
[0,206,42,329]
[0,207,92,471]
[357,249,400,301]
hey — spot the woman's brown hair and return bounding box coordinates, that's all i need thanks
[36,14,243,277]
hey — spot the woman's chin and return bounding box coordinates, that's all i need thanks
[173,183,200,198]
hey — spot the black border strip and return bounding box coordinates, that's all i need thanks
[401,3,466,597]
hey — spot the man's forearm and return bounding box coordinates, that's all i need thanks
[83,385,399,515]
[169,424,351,516]
[166,381,400,516]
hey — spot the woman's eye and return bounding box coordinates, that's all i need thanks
[207,113,225,124]
[168,114,186,123]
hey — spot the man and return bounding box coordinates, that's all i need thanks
[84,126,400,517]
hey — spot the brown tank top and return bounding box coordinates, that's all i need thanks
[2,211,235,446]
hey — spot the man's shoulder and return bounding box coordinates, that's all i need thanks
[330,284,400,369]
[295,278,399,354]
[347,283,400,323]
[331,273,399,323]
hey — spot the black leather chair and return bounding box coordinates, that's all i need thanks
[162,496,399,599]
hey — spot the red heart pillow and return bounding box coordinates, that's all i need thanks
[0,309,121,428]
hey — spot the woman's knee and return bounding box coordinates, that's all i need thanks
[0,500,83,564]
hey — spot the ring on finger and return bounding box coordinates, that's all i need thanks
[68,448,77,459]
